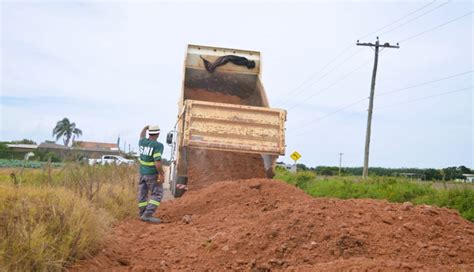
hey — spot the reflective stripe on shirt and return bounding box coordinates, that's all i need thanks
[139,159,155,166]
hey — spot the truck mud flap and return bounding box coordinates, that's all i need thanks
[174,176,188,198]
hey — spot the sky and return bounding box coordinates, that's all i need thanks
[1,0,473,168]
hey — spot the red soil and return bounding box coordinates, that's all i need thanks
[185,88,243,105]
[73,179,474,271]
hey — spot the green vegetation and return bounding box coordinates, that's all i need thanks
[0,185,110,271]
[4,139,37,145]
[0,142,63,162]
[292,163,473,181]
[0,164,137,270]
[52,117,83,146]
[0,159,64,168]
[275,167,474,222]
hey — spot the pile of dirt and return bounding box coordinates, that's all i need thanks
[185,88,243,105]
[73,179,474,271]
[187,149,266,190]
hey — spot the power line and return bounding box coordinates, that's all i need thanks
[376,86,472,109]
[338,86,472,119]
[290,97,367,133]
[286,46,393,111]
[277,1,438,106]
[289,86,472,138]
[286,3,465,109]
[379,1,452,37]
[378,70,473,97]
[358,1,437,40]
[278,48,362,107]
[288,99,367,138]
[276,44,354,106]
[289,69,472,132]
[287,59,372,111]
[290,9,473,109]
[400,11,473,43]
[280,3,471,129]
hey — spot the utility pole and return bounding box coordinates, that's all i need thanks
[338,153,344,176]
[357,37,399,179]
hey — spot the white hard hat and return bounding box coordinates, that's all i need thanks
[148,125,160,134]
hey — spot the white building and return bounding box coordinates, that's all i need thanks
[6,144,38,151]
[462,174,474,183]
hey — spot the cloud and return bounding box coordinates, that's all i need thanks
[1,1,472,167]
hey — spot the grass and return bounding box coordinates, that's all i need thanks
[0,163,138,270]
[275,168,474,221]
[3,163,471,270]
[0,185,110,271]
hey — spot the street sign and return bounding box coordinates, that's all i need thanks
[290,151,302,162]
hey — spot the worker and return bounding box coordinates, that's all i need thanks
[137,125,164,223]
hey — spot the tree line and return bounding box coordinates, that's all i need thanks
[295,164,472,181]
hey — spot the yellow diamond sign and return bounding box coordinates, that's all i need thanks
[290,151,302,162]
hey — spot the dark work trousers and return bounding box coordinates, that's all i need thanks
[138,174,163,217]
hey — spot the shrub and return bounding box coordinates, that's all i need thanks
[0,185,110,271]
[0,164,138,270]
[42,152,62,163]
[0,159,64,169]
[294,171,316,189]
[276,171,474,222]
[60,164,137,219]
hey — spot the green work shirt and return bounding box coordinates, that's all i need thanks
[138,138,164,175]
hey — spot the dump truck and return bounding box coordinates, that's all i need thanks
[166,44,287,197]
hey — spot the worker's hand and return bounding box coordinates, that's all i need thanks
[157,173,164,183]
[144,125,150,130]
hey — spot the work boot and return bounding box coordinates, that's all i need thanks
[141,214,161,224]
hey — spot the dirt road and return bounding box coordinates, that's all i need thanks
[73,178,474,271]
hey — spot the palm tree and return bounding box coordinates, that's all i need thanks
[52,118,83,146]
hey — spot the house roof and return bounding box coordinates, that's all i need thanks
[74,147,121,153]
[38,142,69,149]
[7,144,38,149]
[38,141,121,153]
[75,141,119,150]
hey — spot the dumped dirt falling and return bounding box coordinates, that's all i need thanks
[73,179,474,271]
[187,149,267,190]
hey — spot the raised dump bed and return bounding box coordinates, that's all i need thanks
[167,44,287,197]
[182,44,268,107]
